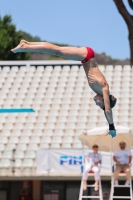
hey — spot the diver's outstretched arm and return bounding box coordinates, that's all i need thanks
[11,40,87,61]
[102,85,113,124]
[102,86,116,138]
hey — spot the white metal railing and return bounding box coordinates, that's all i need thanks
[0,60,82,68]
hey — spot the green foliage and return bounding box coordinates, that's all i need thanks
[0,15,30,60]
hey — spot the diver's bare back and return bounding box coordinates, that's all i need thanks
[83,58,108,95]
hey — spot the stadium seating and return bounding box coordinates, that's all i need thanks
[0,63,132,176]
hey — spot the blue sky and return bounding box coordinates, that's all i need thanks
[0,0,133,59]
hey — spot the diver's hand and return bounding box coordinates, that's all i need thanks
[108,130,116,138]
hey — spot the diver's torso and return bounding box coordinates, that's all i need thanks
[83,58,108,95]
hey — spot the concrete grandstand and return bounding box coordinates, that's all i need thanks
[0,61,132,175]
[0,60,132,199]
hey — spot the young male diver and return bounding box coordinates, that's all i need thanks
[12,40,117,138]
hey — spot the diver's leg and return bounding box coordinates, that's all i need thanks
[11,41,87,61]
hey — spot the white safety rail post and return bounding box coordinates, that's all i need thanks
[79,171,103,200]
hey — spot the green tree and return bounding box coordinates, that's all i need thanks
[0,15,30,60]
[113,0,133,65]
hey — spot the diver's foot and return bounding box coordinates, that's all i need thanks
[20,39,28,44]
[11,42,26,53]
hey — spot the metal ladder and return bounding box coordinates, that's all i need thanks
[109,171,133,200]
[78,172,103,200]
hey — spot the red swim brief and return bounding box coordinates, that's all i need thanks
[81,47,95,63]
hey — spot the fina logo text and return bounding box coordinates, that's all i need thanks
[60,155,82,165]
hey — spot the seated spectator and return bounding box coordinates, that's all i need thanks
[113,141,132,185]
[83,144,102,191]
